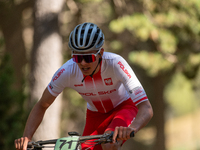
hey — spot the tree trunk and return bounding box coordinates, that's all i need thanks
[30,0,64,141]
[0,2,29,89]
[152,75,166,150]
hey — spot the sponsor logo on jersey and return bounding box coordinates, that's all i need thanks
[118,61,131,78]
[49,84,53,89]
[79,92,97,96]
[53,68,65,82]
[74,84,84,87]
[129,86,143,95]
[98,89,116,95]
[79,89,116,96]
[104,78,113,85]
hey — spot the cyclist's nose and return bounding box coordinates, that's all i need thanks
[80,58,88,65]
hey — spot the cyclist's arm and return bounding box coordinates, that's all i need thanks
[24,87,56,138]
[129,100,153,132]
[113,100,153,143]
[112,56,153,142]
[15,87,56,150]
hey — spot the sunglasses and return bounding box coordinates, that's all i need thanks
[72,49,101,63]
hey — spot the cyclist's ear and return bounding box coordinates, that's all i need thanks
[99,48,104,58]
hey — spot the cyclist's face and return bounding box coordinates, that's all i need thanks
[74,49,103,76]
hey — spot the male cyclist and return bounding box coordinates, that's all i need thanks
[15,22,153,150]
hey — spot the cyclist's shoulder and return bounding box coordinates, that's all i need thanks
[103,52,128,66]
[102,52,123,61]
[60,59,79,71]
[62,58,76,67]
[53,59,79,79]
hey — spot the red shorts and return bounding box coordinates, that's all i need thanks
[81,98,138,150]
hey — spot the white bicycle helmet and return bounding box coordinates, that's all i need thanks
[68,22,104,52]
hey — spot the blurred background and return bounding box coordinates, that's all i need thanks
[0,0,200,149]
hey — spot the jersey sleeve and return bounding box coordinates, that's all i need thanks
[47,63,70,97]
[113,56,148,105]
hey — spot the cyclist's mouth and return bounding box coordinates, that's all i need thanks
[82,67,90,70]
[81,67,91,74]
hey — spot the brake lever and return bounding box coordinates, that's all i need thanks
[28,141,43,148]
[94,132,114,144]
[107,131,114,143]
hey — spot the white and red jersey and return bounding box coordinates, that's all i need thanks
[48,52,148,113]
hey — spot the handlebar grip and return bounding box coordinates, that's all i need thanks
[130,131,135,137]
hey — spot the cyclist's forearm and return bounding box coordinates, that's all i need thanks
[129,101,153,133]
[23,102,47,139]
[23,88,56,139]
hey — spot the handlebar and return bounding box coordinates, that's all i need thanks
[27,131,134,150]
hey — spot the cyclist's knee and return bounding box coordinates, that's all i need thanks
[101,141,122,150]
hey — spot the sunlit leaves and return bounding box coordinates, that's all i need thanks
[188,54,200,65]
[165,72,198,116]
[109,40,122,52]
[109,0,200,79]
[154,10,188,27]
[109,14,156,41]
[110,13,178,54]
[181,54,200,79]
[110,13,178,76]
[109,18,125,33]
[129,51,173,76]
[158,29,177,54]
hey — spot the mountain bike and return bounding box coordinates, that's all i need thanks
[27,131,135,150]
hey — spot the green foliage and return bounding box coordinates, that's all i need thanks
[110,13,178,54]
[110,40,123,52]
[158,29,177,54]
[129,51,173,77]
[164,72,198,116]
[0,54,28,150]
[109,14,156,41]
[109,0,200,78]
[181,54,200,79]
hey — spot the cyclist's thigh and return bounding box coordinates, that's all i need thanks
[106,103,138,132]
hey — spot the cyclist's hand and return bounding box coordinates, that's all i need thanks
[15,137,30,150]
[112,126,134,143]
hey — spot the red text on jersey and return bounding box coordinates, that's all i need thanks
[118,61,131,78]
[53,68,65,82]
[79,89,116,96]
